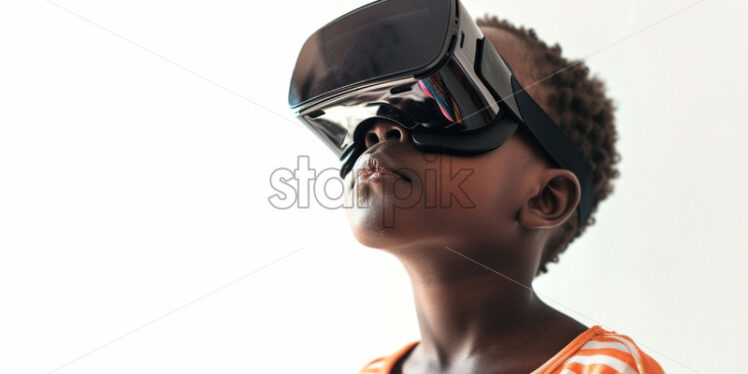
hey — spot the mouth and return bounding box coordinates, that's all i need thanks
[351,156,411,188]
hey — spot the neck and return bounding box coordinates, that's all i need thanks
[393,241,553,368]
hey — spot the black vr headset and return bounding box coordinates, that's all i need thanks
[288,0,595,229]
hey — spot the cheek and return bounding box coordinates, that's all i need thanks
[443,171,497,222]
[437,158,497,206]
[438,160,516,230]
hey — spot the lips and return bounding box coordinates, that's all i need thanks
[354,155,411,184]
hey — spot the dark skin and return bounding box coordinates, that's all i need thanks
[343,27,589,374]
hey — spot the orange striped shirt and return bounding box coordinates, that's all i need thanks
[358,325,664,374]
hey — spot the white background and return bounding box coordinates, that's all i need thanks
[1,0,746,373]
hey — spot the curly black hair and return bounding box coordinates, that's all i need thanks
[475,15,622,277]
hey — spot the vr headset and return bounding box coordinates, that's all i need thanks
[288,0,594,229]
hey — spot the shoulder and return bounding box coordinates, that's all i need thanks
[357,341,419,374]
[551,326,665,374]
[358,356,387,374]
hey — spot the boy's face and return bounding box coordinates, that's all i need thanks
[343,119,545,251]
[343,27,569,253]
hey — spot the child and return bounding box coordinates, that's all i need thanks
[348,15,665,374]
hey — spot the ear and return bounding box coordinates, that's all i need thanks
[518,169,581,229]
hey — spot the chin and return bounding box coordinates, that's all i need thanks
[343,173,450,249]
[345,204,456,252]
[346,202,404,249]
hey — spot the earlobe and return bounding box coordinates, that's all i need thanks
[518,169,581,229]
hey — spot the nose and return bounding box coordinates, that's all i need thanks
[364,119,410,149]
